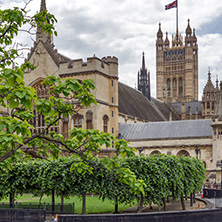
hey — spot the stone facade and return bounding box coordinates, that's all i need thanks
[202,70,219,119]
[156,20,198,103]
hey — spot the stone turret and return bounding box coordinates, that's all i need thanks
[202,69,217,119]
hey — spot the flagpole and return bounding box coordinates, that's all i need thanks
[176,0,178,41]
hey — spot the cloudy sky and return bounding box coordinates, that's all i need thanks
[2,0,222,99]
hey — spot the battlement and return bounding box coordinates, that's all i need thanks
[102,56,118,65]
[59,55,118,78]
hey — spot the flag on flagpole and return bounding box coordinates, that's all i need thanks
[165,0,177,10]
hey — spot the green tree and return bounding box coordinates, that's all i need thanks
[0,4,145,201]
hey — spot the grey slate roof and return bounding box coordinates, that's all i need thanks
[119,119,212,140]
[118,82,178,122]
[171,101,202,115]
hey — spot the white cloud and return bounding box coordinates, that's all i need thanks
[2,0,222,100]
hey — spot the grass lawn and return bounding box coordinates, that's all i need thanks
[0,194,135,214]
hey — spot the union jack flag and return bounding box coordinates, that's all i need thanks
[165,0,177,10]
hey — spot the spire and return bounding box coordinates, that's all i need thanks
[137,52,151,101]
[216,75,219,90]
[186,19,192,36]
[36,0,52,43]
[208,68,211,81]
[164,32,170,47]
[157,23,163,39]
[40,0,47,12]
[142,52,145,69]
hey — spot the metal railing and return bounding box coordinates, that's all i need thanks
[0,202,75,214]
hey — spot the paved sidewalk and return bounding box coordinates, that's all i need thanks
[122,198,208,213]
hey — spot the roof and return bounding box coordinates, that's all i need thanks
[119,119,212,140]
[118,82,178,122]
[171,101,202,115]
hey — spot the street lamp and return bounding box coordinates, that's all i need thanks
[195,148,200,159]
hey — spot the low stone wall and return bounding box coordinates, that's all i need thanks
[58,208,222,222]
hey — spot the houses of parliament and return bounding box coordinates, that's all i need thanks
[1,0,222,184]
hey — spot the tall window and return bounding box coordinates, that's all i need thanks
[86,110,93,129]
[167,79,171,96]
[63,120,69,139]
[212,102,215,110]
[31,80,59,135]
[179,78,183,96]
[103,115,109,133]
[173,78,177,97]
[73,114,83,128]
[207,102,210,109]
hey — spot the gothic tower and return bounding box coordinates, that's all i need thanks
[156,20,198,103]
[202,69,218,119]
[137,52,151,100]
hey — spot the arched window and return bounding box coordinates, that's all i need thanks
[103,115,109,133]
[177,150,190,157]
[31,80,59,135]
[173,78,177,96]
[167,79,171,96]
[150,150,161,155]
[179,78,183,96]
[207,102,210,109]
[212,102,215,110]
[73,114,83,128]
[86,110,93,129]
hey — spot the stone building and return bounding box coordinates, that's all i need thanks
[21,0,178,157]
[5,0,222,182]
[119,82,222,182]
[156,20,198,103]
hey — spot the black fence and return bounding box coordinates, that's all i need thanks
[0,208,45,222]
[0,202,75,214]
[203,189,222,198]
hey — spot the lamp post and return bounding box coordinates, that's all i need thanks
[195,148,200,159]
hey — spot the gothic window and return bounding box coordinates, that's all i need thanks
[86,110,93,129]
[103,115,109,133]
[179,78,183,96]
[63,120,69,139]
[31,80,59,135]
[111,80,113,87]
[207,102,210,109]
[73,114,83,128]
[212,102,215,110]
[173,78,177,97]
[167,79,171,96]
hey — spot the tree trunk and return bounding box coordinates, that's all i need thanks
[180,197,186,210]
[162,198,166,211]
[9,193,15,209]
[82,193,86,214]
[52,189,55,215]
[137,194,144,213]
[193,191,196,203]
[114,196,119,214]
[61,192,64,213]
[190,193,193,207]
